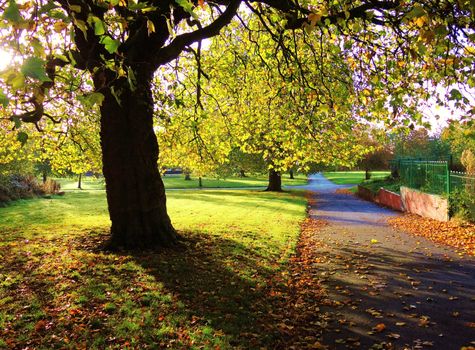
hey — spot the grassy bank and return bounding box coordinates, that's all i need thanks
[0,189,307,348]
[323,171,390,185]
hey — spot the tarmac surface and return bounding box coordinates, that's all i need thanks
[305,174,475,350]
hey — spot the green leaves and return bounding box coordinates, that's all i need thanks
[20,57,51,82]
[16,132,28,145]
[449,88,463,101]
[93,18,106,36]
[175,0,198,19]
[0,91,9,107]
[100,36,120,54]
[78,92,105,108]
[3,0,22,23]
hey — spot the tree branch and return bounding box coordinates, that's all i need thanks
[154,0,242,66]
[285,1,400,29]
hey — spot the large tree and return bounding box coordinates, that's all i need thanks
[0,0,474,248]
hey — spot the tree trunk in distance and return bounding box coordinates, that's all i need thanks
[199,177,202,188]
[98,70,177,250]
[289,170,294,179]
[266,169,282,191]
[239,169,246,177]
[77,173,82,189]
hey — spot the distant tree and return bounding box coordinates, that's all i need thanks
[442,120,475,171]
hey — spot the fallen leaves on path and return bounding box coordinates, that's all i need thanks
[267,216,330,349]
[387,214,475,256]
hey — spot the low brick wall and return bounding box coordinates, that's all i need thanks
[357,186,403,212]
[400,186,449,222]
[356,185,375,201]
[375,188,404,212]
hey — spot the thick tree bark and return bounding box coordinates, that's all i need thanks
[266,169,282,191]
[98,70,177,249]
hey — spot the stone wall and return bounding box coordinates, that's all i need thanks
[400,186,449,222]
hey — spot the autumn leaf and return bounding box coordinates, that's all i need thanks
[373,323,386,332]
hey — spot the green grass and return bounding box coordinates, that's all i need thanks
[0,188,307,348]
[360,178,401,194]
[55,173,308,191]
[323,171,391,185]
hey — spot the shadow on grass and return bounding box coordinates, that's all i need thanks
[128,231,288,348]
[0,229,302,349]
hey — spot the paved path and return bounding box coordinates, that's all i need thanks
[307,174,475,350]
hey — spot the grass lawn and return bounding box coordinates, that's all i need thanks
[323,171,391,185]
[55,173,308,191]
[0,189,307,348]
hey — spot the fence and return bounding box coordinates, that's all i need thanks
[391,159,475,196]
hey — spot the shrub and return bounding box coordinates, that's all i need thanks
[0,174,61,205]
[449,188,475,223]
[41,178,61,194]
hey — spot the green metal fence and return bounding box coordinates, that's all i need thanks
[391,159,475,195]
[396,160,449,195]
[450,171,475,194]
[391,158,475,221]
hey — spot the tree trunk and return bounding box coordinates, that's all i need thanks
[239,169,246,177]
[98,70,177,249]
[77,173,82,189]
[266,168,282,191]
[198,176,202,188]
[184,172,191,181]
[289,169,294,179]
[365,169,371,180]
[42,171,47,184]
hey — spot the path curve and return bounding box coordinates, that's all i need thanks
[307,174,475,350]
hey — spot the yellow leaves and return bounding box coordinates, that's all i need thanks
[70,5,82,13]
[147,19,155,35]
[414,15,428,28]
[74,19,88,38]
[418,315,430,327]
[53,21,68,33]
[308,13,322,26]
[370,239,378,244]
[464,46,475,55]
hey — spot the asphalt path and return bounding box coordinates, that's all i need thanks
[306,174,475,350]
